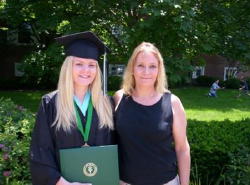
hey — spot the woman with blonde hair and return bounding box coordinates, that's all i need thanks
[30,31,115,185]
[114,42,190,185]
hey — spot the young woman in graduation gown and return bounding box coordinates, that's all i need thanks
[30,32,115,185]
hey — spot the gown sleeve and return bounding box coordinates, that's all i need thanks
[30,96,61,185]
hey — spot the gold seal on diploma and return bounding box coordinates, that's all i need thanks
[83,162,98,177]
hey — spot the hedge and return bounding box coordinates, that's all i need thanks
[195,75,218,87]
[188,119,250,184]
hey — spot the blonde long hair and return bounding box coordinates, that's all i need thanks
[122,42,168,95]
[53,56,113,132]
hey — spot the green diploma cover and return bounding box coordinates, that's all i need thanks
[59,145,119,185]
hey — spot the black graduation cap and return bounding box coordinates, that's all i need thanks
[55,31,110,93]
[55,31,110,61]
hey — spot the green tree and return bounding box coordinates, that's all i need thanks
[1,0,250,88]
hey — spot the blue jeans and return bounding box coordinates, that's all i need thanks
[209,92,217,97]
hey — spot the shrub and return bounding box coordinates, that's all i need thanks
[188,119,250,184]
[224,145,250,185]
[195,75,217,87]
[222,78,241,89]
[108,76,122,91]
[0,98,35,184]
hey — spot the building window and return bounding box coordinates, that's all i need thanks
[192,66,205,79]
[7,23,34,45]
[18,23,33,43]
[109,64,125,76]
[15,63,24,77]
[224,67,237,80]
[7,30,18,44]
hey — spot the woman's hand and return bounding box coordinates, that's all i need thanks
[56,177,92,185]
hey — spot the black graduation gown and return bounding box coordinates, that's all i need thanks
[30,91,116,185]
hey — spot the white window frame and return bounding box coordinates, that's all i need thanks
[224,67,237,80]
[109,64,125,76]
[192,66,205,79]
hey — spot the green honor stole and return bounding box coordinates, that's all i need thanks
[74,98,93,146]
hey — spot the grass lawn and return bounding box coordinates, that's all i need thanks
[0,87,249,121]
[0,90,48,112]
[171,87,250,122]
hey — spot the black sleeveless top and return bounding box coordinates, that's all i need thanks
[115,93,177,185]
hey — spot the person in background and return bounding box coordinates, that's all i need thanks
[114,42,190,185]
[30,31,115,185]
[208,80,222,97]
[238,77,249,97]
